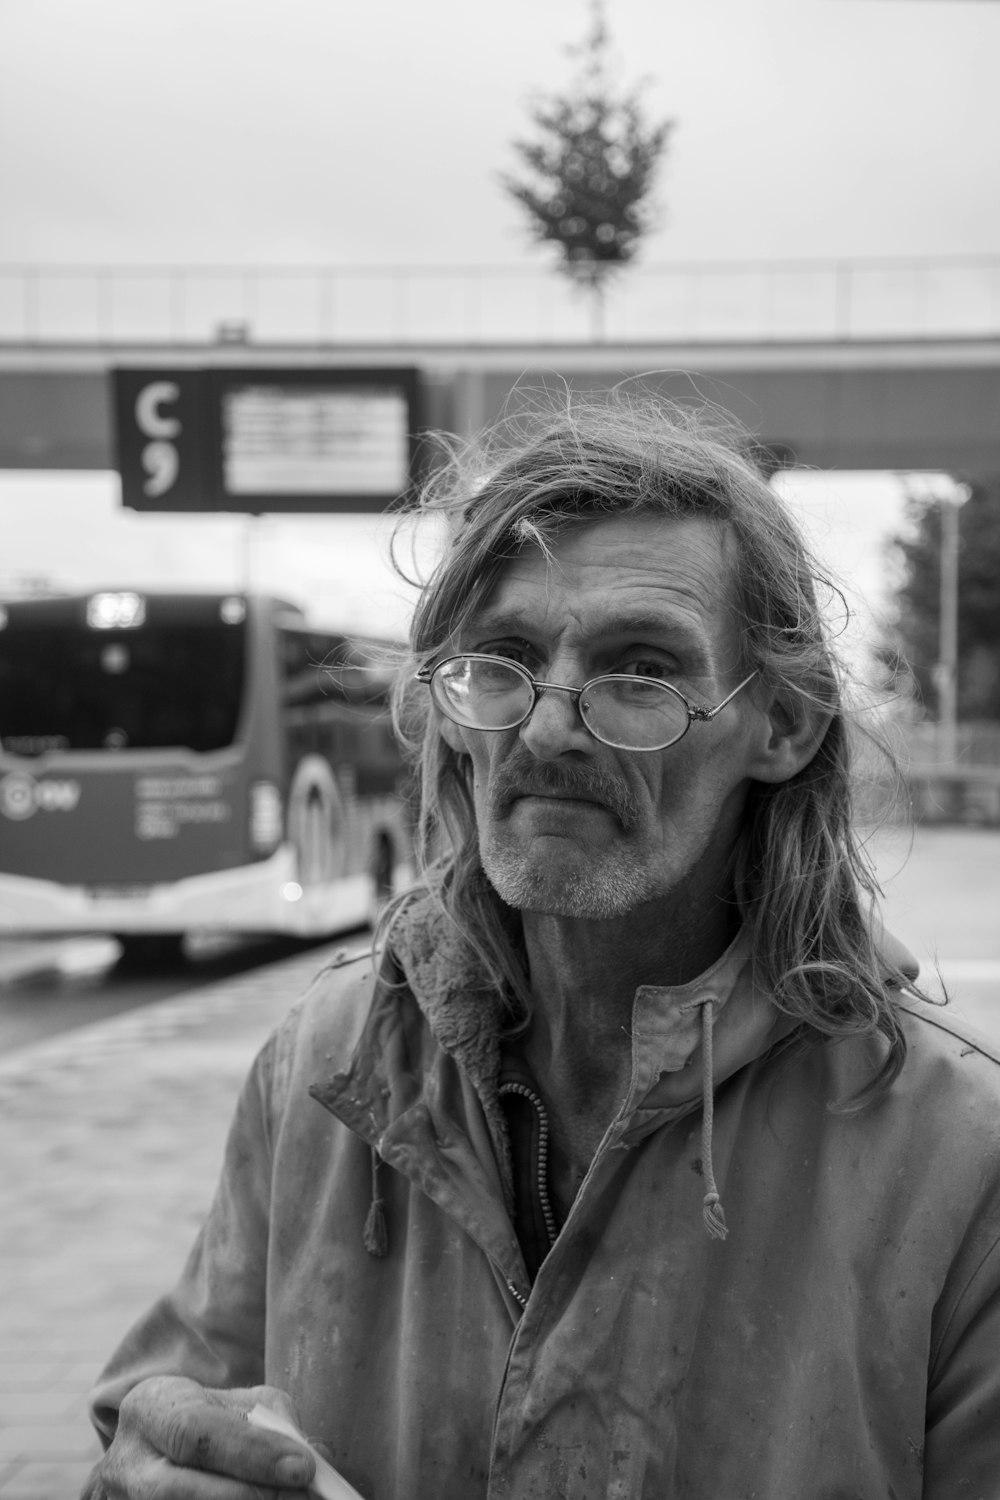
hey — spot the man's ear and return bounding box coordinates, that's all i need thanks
[747,684,832,785]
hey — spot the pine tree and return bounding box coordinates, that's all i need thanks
[501,3,672,339]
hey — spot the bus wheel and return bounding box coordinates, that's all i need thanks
[114,933,187,971]
[295,790,336,888]
[288,759,343,889]
[369,833,395,927]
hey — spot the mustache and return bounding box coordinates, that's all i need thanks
[486,750,641,831]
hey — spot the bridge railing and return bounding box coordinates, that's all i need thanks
[1,256,998,346]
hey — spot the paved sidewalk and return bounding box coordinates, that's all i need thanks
[0,940,355,1500]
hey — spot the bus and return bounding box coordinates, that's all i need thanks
[0,590,411,959]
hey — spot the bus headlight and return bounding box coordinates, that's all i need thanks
[87,592,146,629]
[249,781,283,853]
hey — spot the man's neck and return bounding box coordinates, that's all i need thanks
[507,895,741,1202]
[521,892,740,1034]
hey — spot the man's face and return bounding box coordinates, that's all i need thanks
[444,513,771,921]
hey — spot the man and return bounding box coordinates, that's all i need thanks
[85,399,1000,1498]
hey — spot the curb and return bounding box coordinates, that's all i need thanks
[0,939,361,1083]
[0,939,116,986]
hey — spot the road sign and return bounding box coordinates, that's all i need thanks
[113,369,211,512]
[113,366,422,514]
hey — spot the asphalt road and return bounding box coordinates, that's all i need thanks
[0,931,362,1054]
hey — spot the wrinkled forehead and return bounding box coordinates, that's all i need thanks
[463,512,744,661]
[487,510,736,595]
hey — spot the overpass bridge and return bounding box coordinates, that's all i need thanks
[1,256,999,476]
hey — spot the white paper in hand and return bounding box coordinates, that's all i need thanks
[247,1403,367,1500]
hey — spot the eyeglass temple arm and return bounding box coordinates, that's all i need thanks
[689,669,760,722]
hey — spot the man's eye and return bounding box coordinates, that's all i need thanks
[619,658,672,680]
[478,640,536,669]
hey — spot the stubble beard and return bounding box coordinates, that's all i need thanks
[475,749,658,918]
[479,825,661,919]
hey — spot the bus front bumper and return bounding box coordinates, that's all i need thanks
[0,847,373,938]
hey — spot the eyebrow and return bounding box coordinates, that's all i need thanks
[468,608,718,670]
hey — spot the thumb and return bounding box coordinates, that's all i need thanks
[209,1384,303,1429]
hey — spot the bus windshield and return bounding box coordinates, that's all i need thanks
[0,616,246,755]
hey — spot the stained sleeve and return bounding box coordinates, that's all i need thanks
[86,1012,293,1448]
[922,1233,1000,1494]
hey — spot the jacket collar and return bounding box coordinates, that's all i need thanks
[312,893,919,1257]
[372,898,793,1157]
[390,902,778,1096]
[362,895,920,1125]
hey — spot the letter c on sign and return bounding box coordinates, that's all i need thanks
[135,381,181,498]
[135,382,181,439]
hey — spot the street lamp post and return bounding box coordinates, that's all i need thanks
[931,478,971,768]
[901,473,971,771]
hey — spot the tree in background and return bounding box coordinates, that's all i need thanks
[888,477,1000,720]
[501,2,672,339]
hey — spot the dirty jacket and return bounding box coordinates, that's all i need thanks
[90,905,1000,1498]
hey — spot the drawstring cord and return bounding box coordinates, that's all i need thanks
[361,999,729,1255]
[692,995,728,1241]
[363,1147,389,1257]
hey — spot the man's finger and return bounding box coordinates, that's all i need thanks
[106,1453,312,1500]
[127,1379,314,1487]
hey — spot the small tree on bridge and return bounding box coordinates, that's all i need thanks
[500,2,673,340]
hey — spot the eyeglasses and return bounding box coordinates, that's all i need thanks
[416,654,759,753]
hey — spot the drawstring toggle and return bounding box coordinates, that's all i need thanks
[694,995,729,1241]
[363,1147,389,1257]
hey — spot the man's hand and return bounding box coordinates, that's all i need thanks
[83,1376,317,1498]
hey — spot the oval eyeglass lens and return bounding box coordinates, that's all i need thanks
[582,677,689,749]
[436,657,531,729]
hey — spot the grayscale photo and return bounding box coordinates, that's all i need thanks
[1,1,999,1495]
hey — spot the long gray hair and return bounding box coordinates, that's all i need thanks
[389,394,915,1105]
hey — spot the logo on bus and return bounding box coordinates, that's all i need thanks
[0,773,81,820]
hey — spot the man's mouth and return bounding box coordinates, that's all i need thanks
[512,789,610,810]
[486,750,641,831]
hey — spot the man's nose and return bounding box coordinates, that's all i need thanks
[518,684,594,760]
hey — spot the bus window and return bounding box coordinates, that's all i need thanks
[0,592,411,942]
[279,627,337,707]
[277,627,390,707]
[0,618,246,754]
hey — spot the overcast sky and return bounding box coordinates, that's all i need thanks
[3,0,998,265]
[1,0,996,642]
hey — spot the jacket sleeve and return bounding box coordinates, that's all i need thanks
[87,1010,292,1448]
[922,1230,1000,1494]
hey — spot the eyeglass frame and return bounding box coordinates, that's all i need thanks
[415,653,760,753]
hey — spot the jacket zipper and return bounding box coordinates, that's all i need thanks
[498,1079,560,1251]
[504,1278,528,1309]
